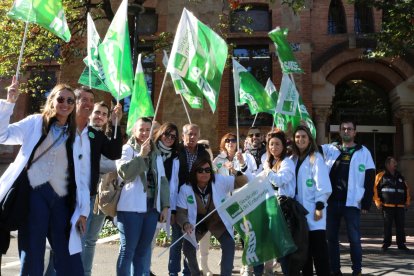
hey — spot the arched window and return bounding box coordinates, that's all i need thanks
[230,5,271,32]
[327,0,347,34]
[354,3,374,34]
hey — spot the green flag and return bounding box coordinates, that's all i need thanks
[268,27,303,74]
[78,66,111,93]
[163,50,203,109]
[218,173,297,266]
[233,59,276,115]
[98,0,133,100]
[8,0,71,42]
[276,74,316,138]
[264,78,278,103]
[167,8,228,113]
[126,54,155,135]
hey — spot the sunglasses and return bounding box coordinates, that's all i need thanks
[225,138,237,143]
[196,167,212,174]
[248,133,261,138]
[164,133,177,140]
[56,96,75,105]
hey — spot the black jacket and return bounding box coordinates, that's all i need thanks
[177,143,209,188]
[88,126,123,196]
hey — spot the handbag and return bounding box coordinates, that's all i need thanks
[0,168,31,231]
[95,171,124,217]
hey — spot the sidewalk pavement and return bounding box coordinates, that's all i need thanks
[2,235,413,275]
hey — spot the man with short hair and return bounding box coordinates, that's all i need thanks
[81,101,120,276]
[321,120,375,276]
[169,123,209,276]
[374,156,410,251]
[244,127,266,172]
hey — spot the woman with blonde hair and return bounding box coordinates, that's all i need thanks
[0,77,87,275]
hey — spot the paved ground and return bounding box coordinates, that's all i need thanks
[2,235,413,275]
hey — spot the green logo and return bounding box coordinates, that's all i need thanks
[187,195,194,204]
[217,163,222,169]
[226,202,243,219]
[358,164,365,172]
[306,179,314,187]
[88,132,95,139]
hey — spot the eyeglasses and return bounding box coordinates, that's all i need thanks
[248,133,261,138]
[196,167,212,174]
[225,138,237,143]
[164,133,177,140]
[56,96,75,105]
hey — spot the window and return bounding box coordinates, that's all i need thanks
[28,68,58,113]
[137,9,158,35]
[230,6,271,32]
[327,0,347,34]
[229,46,273,126]
[354,3,374,34]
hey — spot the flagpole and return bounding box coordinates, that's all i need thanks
[251,113,258,128]
[235,98,240,152]
[157,207,218,257]
[16,20,30,82]
[179,94,192,124]
[149,69,168,138]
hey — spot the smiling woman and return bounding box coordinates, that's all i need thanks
[0,77,87,275]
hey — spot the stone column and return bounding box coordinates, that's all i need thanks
[313,107,331,145]
[396,109,414,199]
[397,109,414,156]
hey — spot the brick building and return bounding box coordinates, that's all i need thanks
[1,0,414,193]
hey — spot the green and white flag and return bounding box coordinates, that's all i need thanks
[268,27,303,74]
[126,54,155,135]
[233,59,276,115]
[167,8,228,112]
[218,173,297,266]
[163,50,203,109]
[265,78,290,131]
[264,78,278,103]
[98,0,133,100]
[276,74,299,116]
[276,74,316,138]
[8,0,71,42]
[78,66,111,93]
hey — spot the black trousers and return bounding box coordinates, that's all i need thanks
[0,228,10,254]
[302,230,330,276]
[382,206,406,246]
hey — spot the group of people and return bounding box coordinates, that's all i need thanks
[0,78,411,276]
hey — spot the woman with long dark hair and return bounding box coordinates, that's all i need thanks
[176,156,248,276]
[0,77,87,275]
[291,125,331,276]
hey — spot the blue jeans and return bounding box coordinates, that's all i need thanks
[81,195,107,276]
[327,200,362,275]
[18,183,83,276]
[116,209,159,276]
[168,223,190,276]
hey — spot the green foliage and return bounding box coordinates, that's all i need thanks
[350,0,414,57]
[99,219,119,239]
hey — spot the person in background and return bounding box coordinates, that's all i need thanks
[0,78,87,275]
[177,156,249,276]
[116,117,169,275]
[213,133,256,177]
[321,120,375,276]
[81,101,119,276]
[169,123,209,276]
[244,127,266,173]
[291,125,331,276]
[374,156,410,251]
[146,122,180,275]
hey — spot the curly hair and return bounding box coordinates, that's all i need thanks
[265,129,287,171]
